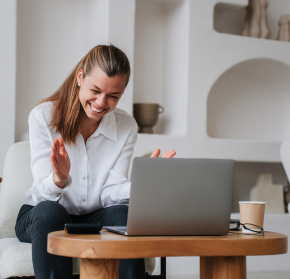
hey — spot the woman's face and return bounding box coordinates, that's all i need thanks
[77,66,126,124]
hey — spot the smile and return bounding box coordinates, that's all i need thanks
[90,103,106,113]
[92,107,104,113]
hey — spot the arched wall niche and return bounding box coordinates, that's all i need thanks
[213,2,246,36]
[213,1,290,40]
[207,58,290,141]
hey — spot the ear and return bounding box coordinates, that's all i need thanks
[77,69,83,86]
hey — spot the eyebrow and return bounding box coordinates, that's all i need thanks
[91,84,122,95]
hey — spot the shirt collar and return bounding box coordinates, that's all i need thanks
[91,110,118,142]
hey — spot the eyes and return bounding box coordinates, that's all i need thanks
[90,89,118,99]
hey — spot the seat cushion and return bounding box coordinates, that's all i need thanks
[0,238,80,278]
[0,142,33,239]
[0,238,34,278]
[145,257,155,275]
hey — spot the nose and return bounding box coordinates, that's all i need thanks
[95,93,107,108]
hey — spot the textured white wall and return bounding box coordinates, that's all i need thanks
[0,0,17,176]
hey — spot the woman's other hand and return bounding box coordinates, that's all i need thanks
[150,148,176,158]
[50,138,71,188]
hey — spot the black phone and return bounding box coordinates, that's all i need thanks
[64,223,102,234]
[229,219,240,231]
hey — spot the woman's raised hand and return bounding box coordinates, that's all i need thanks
[151,148,176,158]
[50,138,71,188]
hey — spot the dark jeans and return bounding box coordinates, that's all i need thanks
[15,201,145,279]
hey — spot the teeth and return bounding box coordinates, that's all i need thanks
[91,105,104,112]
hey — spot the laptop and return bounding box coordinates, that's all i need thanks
[103,157,235,236]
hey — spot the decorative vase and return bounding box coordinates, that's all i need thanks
[277,14,290,41]
[242,0,270,39]
[133,103,164,134]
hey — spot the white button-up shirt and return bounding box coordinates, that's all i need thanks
[25,102,138,215]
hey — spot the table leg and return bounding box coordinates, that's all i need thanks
[200,256,246,279]
[80,258,119,279]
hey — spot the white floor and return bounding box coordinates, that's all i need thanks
[168,271,290,279]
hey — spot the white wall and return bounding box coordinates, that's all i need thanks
[0,0,17,176]
[15,0,136,143]
[108,0,135,115]
[15,0,110,142]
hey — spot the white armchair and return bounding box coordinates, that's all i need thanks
[0,142,155,278]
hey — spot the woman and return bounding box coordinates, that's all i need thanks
[15,45,176,279]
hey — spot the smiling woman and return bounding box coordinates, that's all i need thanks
[77,66,126,143]
[14,44,176,279]
[39,45,130,145]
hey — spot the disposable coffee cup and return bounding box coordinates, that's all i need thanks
[239,201,266,233]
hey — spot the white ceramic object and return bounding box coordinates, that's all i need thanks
[250,174,285,213]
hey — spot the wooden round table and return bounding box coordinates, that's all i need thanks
[48,230,287,279]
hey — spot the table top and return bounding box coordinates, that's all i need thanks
[47,230,288,259]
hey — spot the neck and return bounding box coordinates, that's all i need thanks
[80,115,101,143]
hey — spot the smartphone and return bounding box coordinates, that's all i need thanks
[64,223,102,234]
[229,219,240,231]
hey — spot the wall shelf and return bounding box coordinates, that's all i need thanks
[133,0,189,136]
[214,0,290,41]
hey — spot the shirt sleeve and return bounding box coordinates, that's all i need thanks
[27,108,72,205]
[100,122,138,208]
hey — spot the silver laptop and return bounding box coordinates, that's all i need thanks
[104,157,235,236]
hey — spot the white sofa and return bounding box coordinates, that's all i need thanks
[0,142,154,278]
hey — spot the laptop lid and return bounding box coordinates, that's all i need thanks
[127,157,235,236]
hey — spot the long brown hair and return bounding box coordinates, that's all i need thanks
[39,45,131,145]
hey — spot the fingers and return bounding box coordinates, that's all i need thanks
[56,140,60,154]
[50,153,58,170]
[52,138,66,156]
[151,149,176,158]
[51,142,57,157]
[161,150,176,158]
[150,148,161,158]
[58,138,66,155]
[52,139,59,153]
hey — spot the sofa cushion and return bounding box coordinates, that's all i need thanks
[0,238,80,278]
[0,142,33,239]
[0,238,34,278]
[145,257,155,275]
